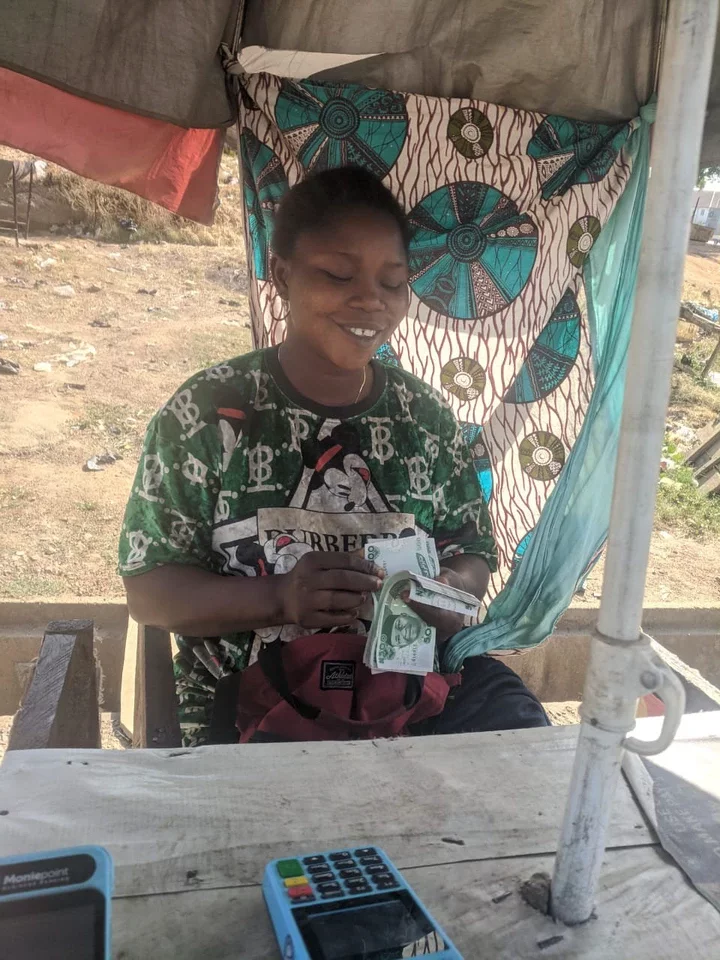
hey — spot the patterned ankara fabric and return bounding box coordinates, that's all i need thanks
[238,72,641,598]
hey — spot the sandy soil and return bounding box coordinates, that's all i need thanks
[583,532,720,605]
[0,235,252,598]
[682,240,720,304]
[0,713,127,761]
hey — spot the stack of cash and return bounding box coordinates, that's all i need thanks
[363,536,483,675]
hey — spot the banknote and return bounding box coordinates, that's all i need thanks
[364,535,440,624]
[406,573,481,619]
[363,539,484,675]
[367,595,436,675]
[364,535,439,579]
[364,570,483,675]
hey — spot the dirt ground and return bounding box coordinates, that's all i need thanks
[681,240,720,304]
[0,234,252,598]
[0,198,719,604]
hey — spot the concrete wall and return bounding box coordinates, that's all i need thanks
[1,600,718,714]
[496,604,720,700]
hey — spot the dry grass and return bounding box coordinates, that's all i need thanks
[45,163,244,245]
[0,143,244,246]
[669,337,720,427]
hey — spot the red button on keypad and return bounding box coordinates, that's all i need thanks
[288,885,313,900]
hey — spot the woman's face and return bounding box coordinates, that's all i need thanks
[272,207,410,371]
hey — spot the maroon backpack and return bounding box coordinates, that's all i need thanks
[230,634,461,742]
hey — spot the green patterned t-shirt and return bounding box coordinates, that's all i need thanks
[118,347,497,745]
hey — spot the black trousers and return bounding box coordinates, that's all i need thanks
[409,655,549,736]
[211,654,548,743]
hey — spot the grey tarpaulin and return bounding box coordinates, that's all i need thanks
[3,2,720,163]
[243,0,664,120]
[0,0,242,128]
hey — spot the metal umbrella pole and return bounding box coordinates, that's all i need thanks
[551,0,718,926]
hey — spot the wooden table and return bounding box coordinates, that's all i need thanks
[1,718,719,959]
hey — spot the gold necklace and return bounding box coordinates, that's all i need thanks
[279,345,367,404]
[354,365,368,404]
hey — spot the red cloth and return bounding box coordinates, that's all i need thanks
[0,67,223,224]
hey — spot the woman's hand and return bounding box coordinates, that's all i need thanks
[277,551,384,629]
[404,567,469,644]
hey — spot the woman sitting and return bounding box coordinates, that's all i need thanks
[119,166,547,746]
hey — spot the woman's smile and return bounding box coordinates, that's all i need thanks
[335,320,387,345]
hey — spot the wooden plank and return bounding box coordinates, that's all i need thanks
[132,624,181,749]
[699,468,720,496]
[112,847,720,959]
[702,333,720,378]
[0,726,653,897]
[118,616,139,741]
[7,620,100,751]
[695,449,720,483]
[119,618,181,748]
[686,423,720,469]
[625,711,720,814]
[680,303,720,336]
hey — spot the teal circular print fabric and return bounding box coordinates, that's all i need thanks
[461,424,493,503]
[527,116,631,198]
[504,289,581,404]
[240,129,288,281]
[407,182,538,320]
[519,431,566,481]
[274,80,408,178]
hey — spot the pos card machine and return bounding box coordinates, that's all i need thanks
[0,846,113,960]
[264,847,463,959]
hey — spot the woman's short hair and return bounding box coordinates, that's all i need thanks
[272,166,411,259]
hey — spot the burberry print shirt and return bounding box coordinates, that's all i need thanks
[119,348,497,744]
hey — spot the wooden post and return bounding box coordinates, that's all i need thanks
[8,620,100,751]
[24,165,33,240]
[701,333,720,378]
[11,166,18,247]
[120,619,181,749]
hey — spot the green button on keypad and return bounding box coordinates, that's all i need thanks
[277,859,304,879]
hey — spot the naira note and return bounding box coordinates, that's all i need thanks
[365,535,439,579]
[364,567,484,675]
[407,573,481,619]
[370,595,436,675]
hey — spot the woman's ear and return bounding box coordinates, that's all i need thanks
[270,254,290,299]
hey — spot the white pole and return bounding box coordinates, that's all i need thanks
[551,0,717,926]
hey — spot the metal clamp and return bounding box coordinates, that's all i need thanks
[623,642,686,756]
[580,631,686,756]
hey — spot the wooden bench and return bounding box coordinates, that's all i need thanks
[7,618,181,752]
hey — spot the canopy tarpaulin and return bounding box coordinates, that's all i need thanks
[7,0,720,215]
[244,0,662,120]
[0,0,242,223]
[0,0,668,223]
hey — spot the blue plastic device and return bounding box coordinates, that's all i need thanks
[263,846,463,960]
[0,845,113,960]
